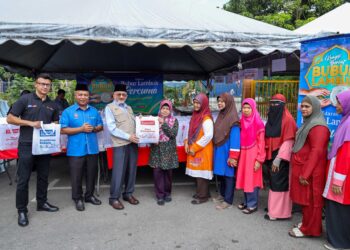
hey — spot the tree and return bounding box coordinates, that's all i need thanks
[0,66,76,106]
[223,0,346,30]
[0,67,35,105]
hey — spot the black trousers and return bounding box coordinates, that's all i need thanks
[153,168,173,199]
[16,144,51,213]
[68,154,98,201]
[326,199,350,248]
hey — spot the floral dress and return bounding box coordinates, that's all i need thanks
[149,119,179,170]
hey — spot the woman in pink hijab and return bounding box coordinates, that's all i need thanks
[236,98,266,214]
[149,100,179,206]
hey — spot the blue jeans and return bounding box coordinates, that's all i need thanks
[219,176,236,205]
[244,187,260,209]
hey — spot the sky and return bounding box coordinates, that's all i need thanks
[197,0,228,9]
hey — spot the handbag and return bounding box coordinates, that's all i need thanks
[0,123,20,150]
[32,122,61,155]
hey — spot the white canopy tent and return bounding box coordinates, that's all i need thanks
[295,3,350,35]
[0,0,306,79]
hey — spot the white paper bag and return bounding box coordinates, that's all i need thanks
[32,122,61,155]
[176,116,190,146]
[0,123,20,150]
[135,116,159,144]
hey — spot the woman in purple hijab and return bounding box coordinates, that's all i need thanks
[323,90,350,250]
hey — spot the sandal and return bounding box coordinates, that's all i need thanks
[215,201,232,210]
[264,214,277,221]
[212,195,224,203]
[293,222,302,229]
[288,227,308,238]
[191,199,208,205]
[242,207,257,214]
[237,203,247,210]
[264,214,291,221]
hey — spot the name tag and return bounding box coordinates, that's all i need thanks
[45,106,54,111]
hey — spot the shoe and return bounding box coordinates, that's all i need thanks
[193,193,211,199]
[123,196,139,205]
[264,214,277,221]
[37,202,59,212]
[242,207,257,214]
[293,222,302,229]
[85,196,102,205]
[75,200,85,211]
[157,199,165,206]
[18,212,29,227]
[110,200,124,210]
[191,199,208,205]
[288,227,312,238]
[323,243,342,250]
[212,195,224,203]
[215,201,232,210]
[237,203,247,210]
[164,196,172,202]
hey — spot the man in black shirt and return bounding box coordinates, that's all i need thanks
[7,73,60,227]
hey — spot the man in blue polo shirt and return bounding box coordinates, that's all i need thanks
[60,84,103,211]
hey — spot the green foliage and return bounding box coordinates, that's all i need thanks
[0,66,76,106]
[223,0,346,30]
[256,13,295,30]
[295,17,316,28]
[0,67,35,105]
[263,75,299,80]
[49,79,76,104]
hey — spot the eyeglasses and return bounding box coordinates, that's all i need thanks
[116,93,127,97]
[37,82,51,88]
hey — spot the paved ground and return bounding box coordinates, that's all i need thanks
[0,156,326,250]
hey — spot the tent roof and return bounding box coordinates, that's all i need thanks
[0,0,297,49]
[295,3,350,35]
[0,0,305,78]
[0,0,292,33]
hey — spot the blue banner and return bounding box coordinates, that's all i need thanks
[76,74,163,115]
[298,34,350,143]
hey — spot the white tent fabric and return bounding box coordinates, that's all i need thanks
[0,0,314,77]
[0,0,299,52]
[294,3,350,35]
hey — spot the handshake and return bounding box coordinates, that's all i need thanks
[299,88,331,108]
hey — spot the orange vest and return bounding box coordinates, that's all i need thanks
[185,116,213,179]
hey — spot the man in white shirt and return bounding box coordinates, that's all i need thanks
[105,84,139,210]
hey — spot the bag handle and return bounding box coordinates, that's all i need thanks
[39,121,54,136]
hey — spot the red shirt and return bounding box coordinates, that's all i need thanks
[323,141,350,205]
[290,126,330,207]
